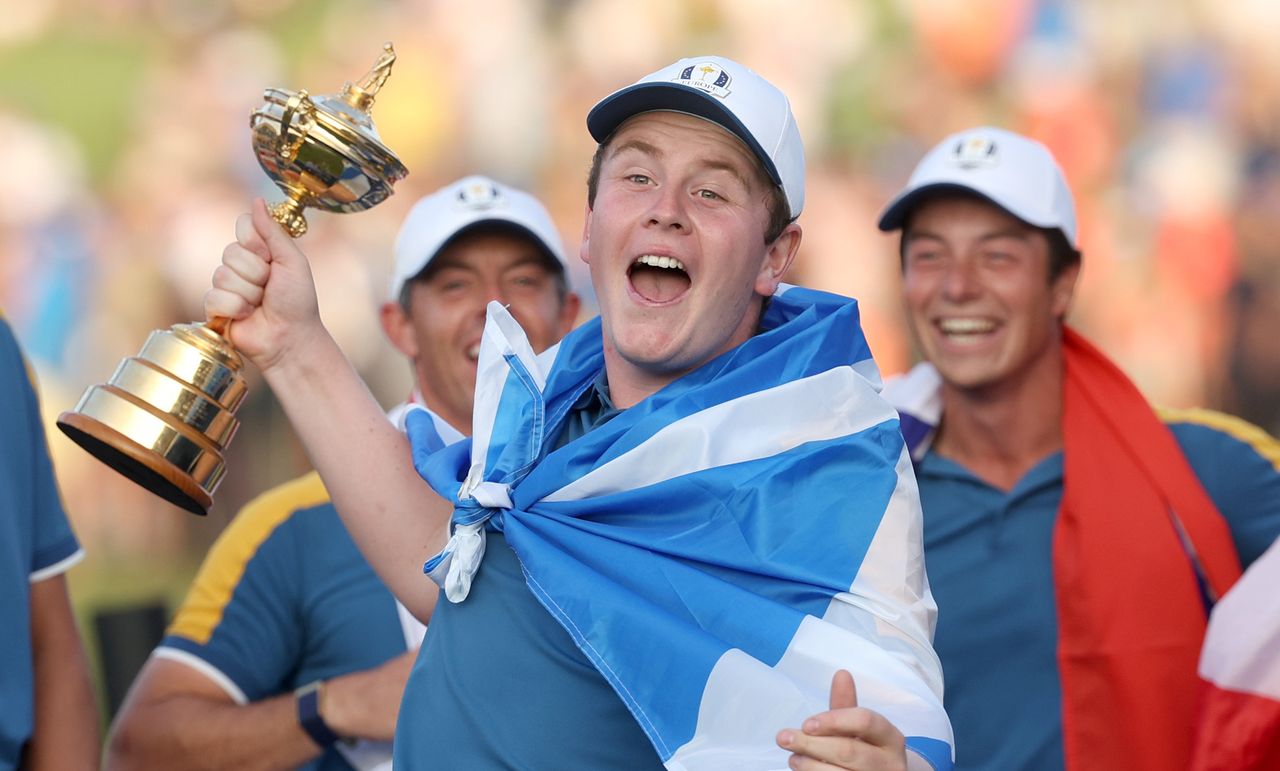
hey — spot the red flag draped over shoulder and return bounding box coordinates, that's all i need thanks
[1055,327,1241,770]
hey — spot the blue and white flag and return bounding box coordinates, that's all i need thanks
[406,285,953,770]
[881,362,944,462]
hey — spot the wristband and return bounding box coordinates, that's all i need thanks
[295,680,342,748]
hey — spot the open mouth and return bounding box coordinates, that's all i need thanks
[628,254,691,304]
[935,317,999,344]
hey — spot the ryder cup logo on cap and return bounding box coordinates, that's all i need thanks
[674,62,732,98]
[586,55,805,218]
[952,135,998,169]
[877,126,1078,248]
[389,175,570,300]
[456,178,503,209]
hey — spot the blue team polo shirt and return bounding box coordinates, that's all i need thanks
[920,416,1280,771]
[0,317,82,770]
[394,371,667,769]
[159,473,409,771]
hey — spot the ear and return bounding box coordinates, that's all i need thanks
[557,291,582,337]
[379,300,418,359]
[579,202,593,266]
[1050,260,1081,320]
[754,223,802,297]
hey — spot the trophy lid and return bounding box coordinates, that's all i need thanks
[310,92,385,143]
[250,43,408,218]
[276,41,401,163]
[303,42,399,147]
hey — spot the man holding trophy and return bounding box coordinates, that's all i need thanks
[104,176,580,771]
[60,47,953,769]
[200,55,954,770]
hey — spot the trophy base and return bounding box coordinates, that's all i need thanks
[57,411,213,516]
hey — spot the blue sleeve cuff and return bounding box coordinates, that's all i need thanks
[30,534,81,577]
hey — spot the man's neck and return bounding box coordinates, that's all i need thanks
[410,389,470,438]
[932,345,1066,492]
[600,349,691,410]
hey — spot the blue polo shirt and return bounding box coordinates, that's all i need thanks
[158,473,410,771]
[394,370,666,769]
[0,316,83,769]
[920,412,1280,770]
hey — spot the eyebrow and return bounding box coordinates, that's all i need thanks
[610,138,754,190]
[905,227,1032,245]
[431,251,552,276]
[609,138,663,162]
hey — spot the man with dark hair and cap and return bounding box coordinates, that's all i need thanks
[106,176,580,771]
[878,126,1280,771]
[208,57,954,770]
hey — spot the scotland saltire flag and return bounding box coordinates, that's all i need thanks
[881,362,943,461]
[405,285,954,770]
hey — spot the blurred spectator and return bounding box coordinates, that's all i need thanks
[0,313,99,770]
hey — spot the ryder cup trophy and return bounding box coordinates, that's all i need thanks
[57,44,409,515]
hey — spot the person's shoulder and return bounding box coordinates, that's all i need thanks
[195,471,333,578]
[1159,408,1280,566]
[0,309,15,345]
[164,471,332,644]
[237,470,333,522]
[1157,407,1279,473]
[0,312,34,391]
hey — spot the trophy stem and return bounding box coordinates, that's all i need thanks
[270,197,309,237]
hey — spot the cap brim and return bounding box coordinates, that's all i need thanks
[438,219,567,275]
[587,82,782,187]
[877,182,1035,233]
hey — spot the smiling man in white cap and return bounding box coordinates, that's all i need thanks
[106,176,579,771]
[879,127,1280,771]
[205,56,953,770]
[383,175,581,435]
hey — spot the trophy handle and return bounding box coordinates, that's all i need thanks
[276,89,316,163]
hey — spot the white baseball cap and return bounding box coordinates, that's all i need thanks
[877,126,1078,248]
[389,175,570,300]
[586,55,805,219]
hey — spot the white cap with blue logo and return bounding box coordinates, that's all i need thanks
[389,175,570,300]
[586,55,805,219]
[877,126,1078,248]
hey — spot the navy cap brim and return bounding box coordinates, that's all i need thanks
[587,82,782,187]
[877,183,1026,233]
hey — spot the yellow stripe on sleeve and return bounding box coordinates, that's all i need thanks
[1157,406,1280,473]
[167,471,330,644]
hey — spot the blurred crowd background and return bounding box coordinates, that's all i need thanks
[3,0,1278,719]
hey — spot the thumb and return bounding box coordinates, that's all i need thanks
[829,669,857,711]
[251,197,299,260]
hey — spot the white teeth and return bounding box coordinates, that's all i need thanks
[634,254,686,271]
[938,318,996,334]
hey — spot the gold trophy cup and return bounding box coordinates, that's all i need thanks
[57,44,409,515]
